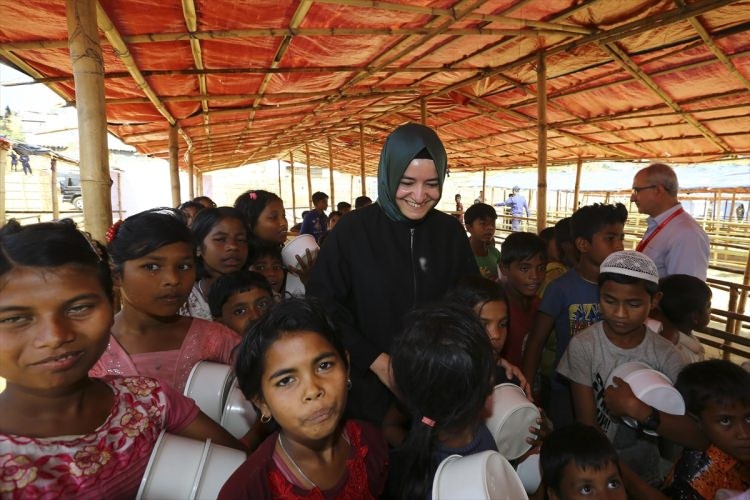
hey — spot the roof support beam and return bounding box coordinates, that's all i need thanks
[536,51,548,231]
[67,0,112,241]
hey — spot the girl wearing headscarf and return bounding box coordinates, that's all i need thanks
[306,123,479,424]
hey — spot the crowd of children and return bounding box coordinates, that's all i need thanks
[1,125,748,499]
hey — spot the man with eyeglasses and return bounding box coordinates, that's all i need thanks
[630,163,709,280]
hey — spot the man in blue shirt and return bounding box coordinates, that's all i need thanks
[495,186,529,231]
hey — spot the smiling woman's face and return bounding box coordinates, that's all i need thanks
[394,158,440,221]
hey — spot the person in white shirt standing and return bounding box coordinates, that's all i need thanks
[630,163,709,280]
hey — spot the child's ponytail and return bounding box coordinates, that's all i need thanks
[392,303,495,499]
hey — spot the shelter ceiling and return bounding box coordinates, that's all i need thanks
[0,0,748,176]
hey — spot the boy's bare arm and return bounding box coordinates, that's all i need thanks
[521,311,555,384]
[570,381,597,428]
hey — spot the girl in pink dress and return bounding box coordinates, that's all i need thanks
[219,298,389,499]
[0,220,243,499]
[90,208,240,393]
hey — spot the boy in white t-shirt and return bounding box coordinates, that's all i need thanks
[557,251,689,485]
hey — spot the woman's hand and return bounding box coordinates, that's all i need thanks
[498,358,532,400]
[287,248,319,285]
[370,352,400,397]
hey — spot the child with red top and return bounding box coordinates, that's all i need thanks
[219,298,388,499]
[0,220,242,498]
[90,209,240,393]
[499,231,547,367]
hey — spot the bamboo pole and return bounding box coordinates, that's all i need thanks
[573,158,582,211]
[420,98,427,124]
[350,175,354,203]
[359,123,366,196]
[50,157,60,219]
[196,171,203,196]
[0,148,6,226]
[66,0,112,241]
[277,159,282,195]
[730,193,736,222]
[306,143,313,208]
[536,51,548,231]
[187,151,195,199]
[116,171,123,220]
[169,124,180,207]
[482,166,487,203]
[289,151,297,225]
[328,137,334,206]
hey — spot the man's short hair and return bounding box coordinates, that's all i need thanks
[337,201,351,211]
[641,163,679,196]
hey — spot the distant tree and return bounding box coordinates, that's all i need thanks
[0,106,25,141]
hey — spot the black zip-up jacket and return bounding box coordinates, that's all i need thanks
[307,202,479,421]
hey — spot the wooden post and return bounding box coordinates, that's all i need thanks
[305,143,313,208]
[359,123,366,196]
[729,192,736,222]
[350,175,354,203]
[420,98,427,124]
[116,170,123,220]
[573,158,582,211]
[196,171,203,197]
[482,166,487,202]
[536,50,548,230]
[328,137,334,206]
[50,156,60,219]
[187,151,194,199]
[277,159,282,195]
[0,148,6,226]
[289,151,297,224]
[169,124,180,207]
[66,0,112,240]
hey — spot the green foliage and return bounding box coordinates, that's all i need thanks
[0,106,25,141]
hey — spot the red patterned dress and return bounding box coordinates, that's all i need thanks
[0,377,198,499]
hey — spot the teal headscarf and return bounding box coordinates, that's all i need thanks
[376,123,448,223]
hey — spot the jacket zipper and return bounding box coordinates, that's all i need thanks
[410,227,416,306]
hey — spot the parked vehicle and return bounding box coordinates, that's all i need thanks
[59,172,82,210]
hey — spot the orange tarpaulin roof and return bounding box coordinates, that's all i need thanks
[0,0,748,175]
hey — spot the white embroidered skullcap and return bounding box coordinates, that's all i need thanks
[600,250,659,284]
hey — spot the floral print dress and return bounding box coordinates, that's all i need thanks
[0,376,198,499]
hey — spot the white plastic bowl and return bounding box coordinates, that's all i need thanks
[432,451,528,500]
[136,432,245,500]
[183,361,236,423]
[281,234,319,269]
[606,361,685,435]
[515,451,541,495]
[220,381,258,439]
[485,383,540,460]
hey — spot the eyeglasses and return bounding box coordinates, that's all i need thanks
[631,185,657,196]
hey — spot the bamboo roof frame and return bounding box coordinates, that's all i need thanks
[0,0,747,176]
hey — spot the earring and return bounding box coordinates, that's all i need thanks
[347,379,352,391]
[260,413,271,424]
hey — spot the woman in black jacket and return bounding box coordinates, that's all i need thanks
[306,123,479,425]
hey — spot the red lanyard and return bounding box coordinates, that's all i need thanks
[636,207,684,252]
